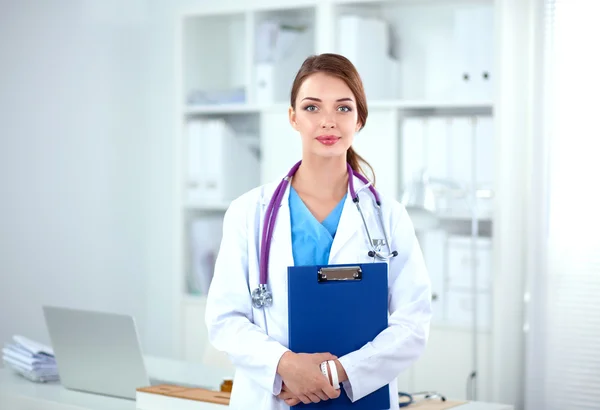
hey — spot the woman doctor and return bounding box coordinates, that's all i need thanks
[205,53,432,410]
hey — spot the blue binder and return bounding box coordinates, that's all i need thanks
[287,263,390,410]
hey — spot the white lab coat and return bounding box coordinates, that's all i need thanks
[205,174,432,410]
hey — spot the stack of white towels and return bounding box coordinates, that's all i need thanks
[2,335,59,382]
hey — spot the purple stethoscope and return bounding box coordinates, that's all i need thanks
[251,160,398,309]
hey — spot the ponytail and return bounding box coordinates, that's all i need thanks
[347,147,376,187]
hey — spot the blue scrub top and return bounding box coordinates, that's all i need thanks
[289,186,346,266]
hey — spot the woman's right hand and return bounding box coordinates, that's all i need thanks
[276,351,341,404]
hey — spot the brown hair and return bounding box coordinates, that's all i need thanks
[289,53,376,185]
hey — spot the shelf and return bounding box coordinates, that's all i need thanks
[372,100,493,116]
[430,320,492,334]
[185,104,267,115]
[334,0,482,5]
[436,208,494,221]
[173,2,504,403]
[410,208,494,236]
[184,100,492,116]
[370,100,493,110]
[181,0,490,17]
[185,103,274,115]
[183,294,208,306]
[185,201,231,212]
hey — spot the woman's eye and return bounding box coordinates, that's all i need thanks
[304,105,318,112]
[338,106,351,112]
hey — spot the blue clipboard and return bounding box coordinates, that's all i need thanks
[287,263,390,410]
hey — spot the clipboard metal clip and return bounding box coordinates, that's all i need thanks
[317,266,362,283]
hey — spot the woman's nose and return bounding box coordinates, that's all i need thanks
[321,115,336,128]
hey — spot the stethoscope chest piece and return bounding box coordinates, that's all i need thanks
[251,284,273,309]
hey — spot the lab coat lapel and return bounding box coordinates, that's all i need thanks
[328,176,372,262]
[261,181,294,271]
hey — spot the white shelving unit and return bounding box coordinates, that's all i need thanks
[174,0,499,402]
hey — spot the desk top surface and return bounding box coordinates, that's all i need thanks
[0,355,228,410]
[0,357,513,410]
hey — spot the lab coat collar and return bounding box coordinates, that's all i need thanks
[259,173,374,263]
[329,175,374,261]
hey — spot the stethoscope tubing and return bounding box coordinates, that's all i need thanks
[252,160,398,310]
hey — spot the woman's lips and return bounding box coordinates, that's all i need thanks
[316,135,341,146]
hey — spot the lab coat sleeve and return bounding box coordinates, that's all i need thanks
[337,203,432,402]
[205,198,290,396]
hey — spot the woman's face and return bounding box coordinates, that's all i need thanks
[289,72,361,160]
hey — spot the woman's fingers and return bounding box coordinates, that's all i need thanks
[277,390,295,400]
[315,389,329,401]
[322,381,341,399]
[307,393,321,403]
[298,394,312,405]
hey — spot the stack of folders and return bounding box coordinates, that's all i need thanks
[254,20,314,104]
[136,385,230,410]
[2,335,59,383]
[337,15,399,101]
[186,118,260,204]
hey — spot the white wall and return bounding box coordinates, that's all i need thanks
[0,0,266,362]
[0,0,183,358]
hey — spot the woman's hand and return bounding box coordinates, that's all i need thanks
[277,383,301,406]
[276,351,341,404]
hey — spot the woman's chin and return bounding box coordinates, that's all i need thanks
[312,145,348,158]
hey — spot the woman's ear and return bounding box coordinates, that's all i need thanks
[288,106,298,130]
[355,121,362,132]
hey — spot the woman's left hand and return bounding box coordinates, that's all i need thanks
[277,360,348,405]
[277,383,301,406]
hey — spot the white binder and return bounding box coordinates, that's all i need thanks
[453,6,494,101]
[186,119,260,204]
[448,117,473,187]
[189,216,224,295]
[400,117,425,190]
[253,21,314,104]
[337,15,399,100]
[445,235,493,330]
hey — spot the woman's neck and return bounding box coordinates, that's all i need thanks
[292,155,348,200]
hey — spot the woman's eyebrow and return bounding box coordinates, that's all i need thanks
[301,97,354,102]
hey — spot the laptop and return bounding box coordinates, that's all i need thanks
[42,305,185,400]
